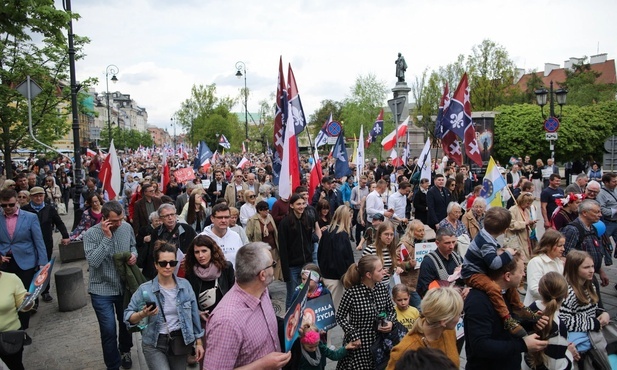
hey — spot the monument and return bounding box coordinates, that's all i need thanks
[391,53,423,155]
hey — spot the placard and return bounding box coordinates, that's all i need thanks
[18,258,55,311]
[283,282,309,352]
[174,167,196,183]
[414,242,438,269]
[302,294,337,331]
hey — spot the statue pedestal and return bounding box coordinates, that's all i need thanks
[391,82,412,121]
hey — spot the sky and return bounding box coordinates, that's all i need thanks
[64,0,617,132]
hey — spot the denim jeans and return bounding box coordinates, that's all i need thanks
[285,265,304,310]
[142,336,188,370]
[409,291,422,310]
[91,294,133,370]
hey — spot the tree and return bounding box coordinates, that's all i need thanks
[466,39,516,111]
[339,74,388,157]
[308,99,343,139]
[493,102,617,163]
[563,59,617,106]
[412,69,442,139]
[174,84,241,150]
[0,0,88,178]
[438,54,466,95]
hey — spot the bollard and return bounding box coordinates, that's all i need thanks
[55,267,87,312]
[58,240,86,263]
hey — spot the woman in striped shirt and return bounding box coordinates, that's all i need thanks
[363,221,397,285]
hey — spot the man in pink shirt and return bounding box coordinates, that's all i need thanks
[204,242,291,370]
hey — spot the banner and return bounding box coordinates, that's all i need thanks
[174,167,195,183]
[18,257,55,311]
[302,294,337,331]
[414,242,437,269]
[283,282,309,352]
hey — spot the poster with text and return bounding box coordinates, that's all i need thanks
[302,294,337,331]
[174,167,196,183]
[414,242,437,269]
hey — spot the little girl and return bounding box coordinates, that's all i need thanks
[291,263,331,303]
[523,271,575,370]
[392,284,419,331]
[298,324,359,370]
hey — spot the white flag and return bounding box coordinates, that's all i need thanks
[357,125,364,177]
[419,138,432,185]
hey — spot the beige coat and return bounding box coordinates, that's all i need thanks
[505,205,533,261]
[224,182,248,208]
[245,213,282,280]
[462,210,482,240]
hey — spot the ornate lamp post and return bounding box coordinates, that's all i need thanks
[534,81,568,159]
[235,61,248,140]
[105,64,119,148]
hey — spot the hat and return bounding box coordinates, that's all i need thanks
[30,187,45,195]
[3,180,15,188]
[373,213,385,221]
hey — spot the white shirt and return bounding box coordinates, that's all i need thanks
[524,253,564,306]
[239,203,256,226]
[200,225,243,268]
[365,190,385,222]
[388,191,407,220]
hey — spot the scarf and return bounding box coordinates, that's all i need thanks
[301,345,321,366]
[193,263,221,281]
[29,202,45,212]
[258,215,270,237]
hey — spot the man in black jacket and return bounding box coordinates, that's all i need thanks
[206,170,228,206]
[22,186,70,302]
[426,174,451,230]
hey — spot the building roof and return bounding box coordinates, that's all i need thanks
[515,59,616,90]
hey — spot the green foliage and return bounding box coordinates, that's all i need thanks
[466,39,517,111]
[175,84,242,150]
[0,0,88,178]
[308,99,343,139]
[563,60,617,106]
[101,127,153,150]
[412,70,442,137]
[493,102,617,162]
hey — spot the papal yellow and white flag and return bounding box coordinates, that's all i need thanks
[481,156,507,208]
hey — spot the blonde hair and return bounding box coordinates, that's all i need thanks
[229,206,239,216]
[400,219,424,246]
[328,205,352,234]
[410,287,463,335]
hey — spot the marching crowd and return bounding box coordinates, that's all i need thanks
[1,149,617,370]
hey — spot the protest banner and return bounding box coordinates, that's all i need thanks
[414,242,437,269]
[302,293,337,331]
[174,167,196,183]
[18,257,55,311]
[283,282,309,352]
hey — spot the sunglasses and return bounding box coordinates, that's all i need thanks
[157,260,178,268]
[248,195,256,198]
[0,203,16,208]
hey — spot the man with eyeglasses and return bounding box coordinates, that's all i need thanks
[0,189,47,328]
[21,187,70,303]
[84,200,138,370]
[132,183,163,235]
[584,180,601,200]
[204,242,291,370]
[224,169,248,208]
[200,203,243,268]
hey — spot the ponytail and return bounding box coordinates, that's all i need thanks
[342,255,379,289]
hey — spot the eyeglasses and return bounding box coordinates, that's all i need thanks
[258,261,277,274]
[160,214,176,219]
[157,260,179,267]
[17,196,27,199]
[0,203,16,208]
[587,190,599,194]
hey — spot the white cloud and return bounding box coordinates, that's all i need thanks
[62,0,616,130]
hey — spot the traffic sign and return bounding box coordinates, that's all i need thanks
[325,121,342,137]
[388,96,406,123]
[545,132,558,141]
[543,117,560,132]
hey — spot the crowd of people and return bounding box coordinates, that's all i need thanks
[1,149,617,370]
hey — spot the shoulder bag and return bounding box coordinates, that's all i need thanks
[0,330,32,356]
[154,291,194,356]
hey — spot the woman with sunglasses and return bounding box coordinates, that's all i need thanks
[70,193,103,241]
[239,190,257,227]
[16,190,30,208]
[43,176,61,208]
[246,201,282,281]
[125,241,204,370]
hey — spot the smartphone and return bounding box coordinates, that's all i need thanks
[145,301,157,310]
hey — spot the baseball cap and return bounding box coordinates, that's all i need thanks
[373,213,385,221]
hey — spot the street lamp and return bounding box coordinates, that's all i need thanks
[235,61,248,140]
[534,80,568,158]
[170,116,177,152]
[105,64,119,148]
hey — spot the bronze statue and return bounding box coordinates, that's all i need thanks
[395,53,407,82]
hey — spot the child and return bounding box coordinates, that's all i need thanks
[291,263,331,303]
[461,207,539,338]
[523,272,575,370]
[392,284,419,331]
[298,324,359,370]
[356,212,384,251]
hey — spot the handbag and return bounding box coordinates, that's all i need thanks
[57,202,67,215]
[370,319,407,370]
[581,330,611,370]
[0,330,31,356]
[198,278,219,311]
[154,292,194,356]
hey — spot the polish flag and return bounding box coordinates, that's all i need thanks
[309,149,323,201]
[279,102,300,200]
[160,153,170,193]
[381,116,409,151]
[98,140,121,200]
[238,156,250,169]
[86,148,97,157]
[390,149,404,167]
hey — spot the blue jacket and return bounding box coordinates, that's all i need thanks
[124,275,204,346]
[0,209,47,269]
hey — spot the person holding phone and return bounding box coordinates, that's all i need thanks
[84,200,137,370]
[125,241,204,370]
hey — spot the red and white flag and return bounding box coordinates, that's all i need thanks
[86,148,96,157]
[160,153,170,193]
[238,156,250,169]
[279,102,300,200]
[381,116,409,151]
[309,148,323,201]
[98,140,121,200]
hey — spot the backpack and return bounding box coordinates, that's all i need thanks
[567,221,613,266]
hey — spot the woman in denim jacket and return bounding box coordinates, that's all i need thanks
[124,241,204,370]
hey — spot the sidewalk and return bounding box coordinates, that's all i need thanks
[10,201,617,370]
